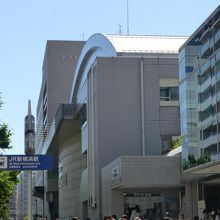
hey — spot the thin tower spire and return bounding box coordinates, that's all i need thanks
[28,99,31,115]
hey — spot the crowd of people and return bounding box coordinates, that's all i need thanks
[103,214,140,220]
[200,208,220,220]
[37,208,220,220]
[102,212,178,220]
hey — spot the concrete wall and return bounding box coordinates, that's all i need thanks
[58,133,86,219]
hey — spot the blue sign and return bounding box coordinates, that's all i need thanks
[0,155,53,170]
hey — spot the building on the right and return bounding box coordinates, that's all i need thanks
[179,4,220,216]
[17,171,28,220]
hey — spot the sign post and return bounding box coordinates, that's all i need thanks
[0,154,53,220]
[0,154,53,171]
[0,155,53,170]
[28,170,32,220]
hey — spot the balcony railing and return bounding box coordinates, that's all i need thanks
[200,76,212,93]
[216,49,220,64]
[200,114,213,128]
[200,39,213,58]
[199,95,212,112]
[214,29,220,45]
[202,134,218,149]
[200,59,211,75]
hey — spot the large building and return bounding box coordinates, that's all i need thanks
[33,40,85,219]
[179,4,220,217]
[35,34,188,220]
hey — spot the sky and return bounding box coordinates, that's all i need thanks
[0,0,219,155]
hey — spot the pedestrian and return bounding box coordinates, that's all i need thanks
[178,213,184,220]
[202,209,209,220]
[104,214,112,220]
[210,211,216,220]
[120,215,128,220]
[112,214,118,220]
[216,209,220,220]
[163,212,172,220]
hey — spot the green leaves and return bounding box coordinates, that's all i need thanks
[0,123,12,149]
[169,136,182,150]
[0,95,19,219]
[182,153,211,170]
[0,171,19,219]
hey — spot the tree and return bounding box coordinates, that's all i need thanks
[0,96,12,150]
[0,96,19,220]
[169,136,182,150]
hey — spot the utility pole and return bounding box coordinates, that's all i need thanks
[127,0,129,35]
[24,100,35,220]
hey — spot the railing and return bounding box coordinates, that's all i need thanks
[200,39,213,58]
[200,59,211,75]
[216,49,220,64]
[199,95,212,112]
[202,134,217,148]
[160,96,178,101]
[200,76,211,93]
[214,29,220,44]
[200,114,213,128]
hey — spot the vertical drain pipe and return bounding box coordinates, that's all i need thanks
[140,58,146,156]
[90,65,96,208]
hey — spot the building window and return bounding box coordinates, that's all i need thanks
[199,105,214,122]
[161,136,171,153]
[160,87,179,101]
[185,66,194,73]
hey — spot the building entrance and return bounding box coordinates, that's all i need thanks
[124,193,163,220]
[204,185,220,211]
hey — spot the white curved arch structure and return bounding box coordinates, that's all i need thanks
[69,33,117,102]
[69,33,188,102]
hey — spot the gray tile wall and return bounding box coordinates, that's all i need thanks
[41,41,84,124]
[94,56,180,167]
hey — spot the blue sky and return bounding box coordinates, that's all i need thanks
[0,0,219,155]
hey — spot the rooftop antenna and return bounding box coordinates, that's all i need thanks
[127,0,129,35]
[118,24,122,35]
